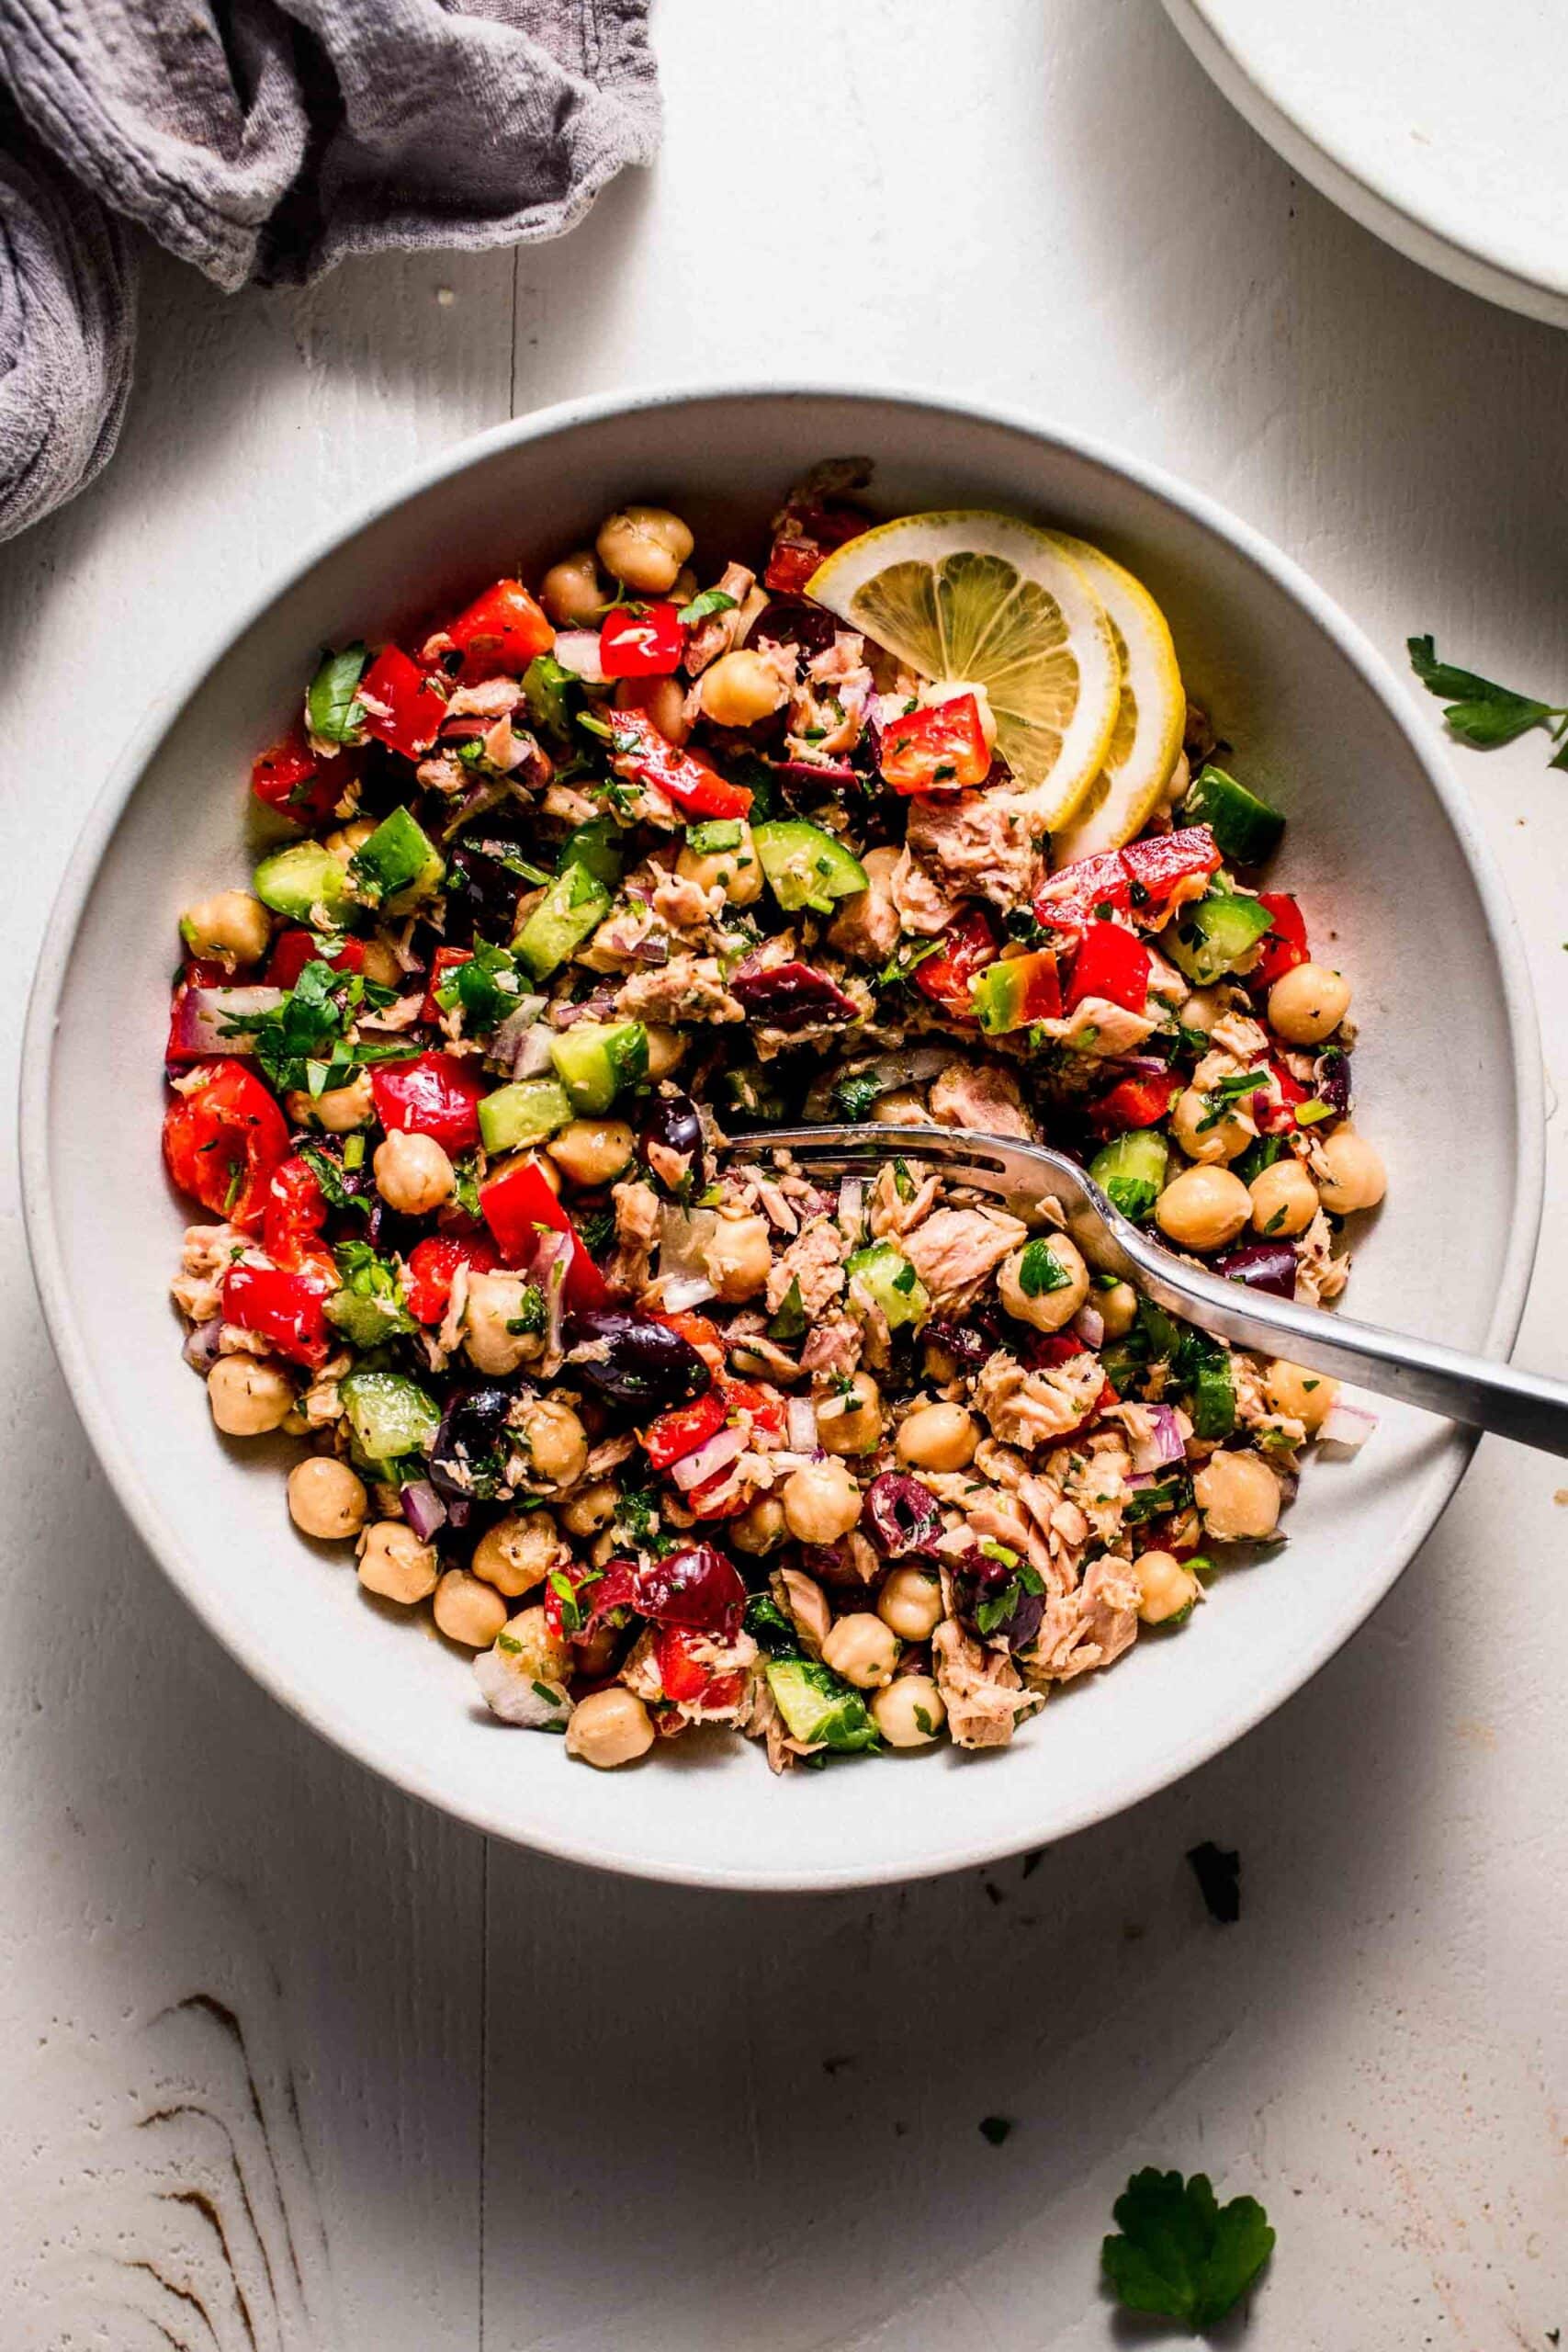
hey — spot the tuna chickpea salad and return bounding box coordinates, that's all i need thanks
[163,465,1386,1773]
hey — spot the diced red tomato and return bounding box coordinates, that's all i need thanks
[251,729,342,827]
[446,578,554,678]
[600,603,684,679]
[220,1261,333,1367]
[762,500,865,595]
[1250,891,1308,992]
[479,1157,610,1307]
[262,1154,333,1277]
[265,929,367,991]
[358,645,448,760]
[1121,825,1223,914]
[608,708,751,820]
[1033,849,1132,932]
[1066,921,1151,1014]
[642,1388,729,1472]
[182,956,235,989]
[421,945,471,1023]
[879,695,992,794]
[370,1050,486,1152]
[163,1060,289,1232]
[914,906,997,1020]
[404,1233,502,1324]
[1089,1069,1179,1135]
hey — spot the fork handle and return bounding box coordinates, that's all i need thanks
[1123,1244,1568,1457]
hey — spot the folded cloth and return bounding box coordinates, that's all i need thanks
[0,0,659,538]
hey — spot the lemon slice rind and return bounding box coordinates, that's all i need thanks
[1045,536,1186,865]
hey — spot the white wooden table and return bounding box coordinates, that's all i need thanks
[6,5,1567,2345]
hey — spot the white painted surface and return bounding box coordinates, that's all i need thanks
[3,0,1565,2343]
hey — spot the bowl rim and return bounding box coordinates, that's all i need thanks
[19,379,1546,1891]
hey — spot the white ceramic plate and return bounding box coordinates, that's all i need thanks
[21,385,1543,1891]
[1164,0,1568,329]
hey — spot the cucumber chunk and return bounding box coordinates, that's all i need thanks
[478,1077,573,1153]
[1182,764,1286,865]
[1089,1128,1168,1223]
[339,1368,440,1469]
[548,1020,649,1115]
[349,806,443,909]
[1189,1351,1236,1442]
[764,1657,878,1753]
[556,817,626,889]
[253,841,349,922]
[513,862,612,979]
[751,820,867,915]
[844,1239,931,1332]
[1164,893,1275,986]
[523,652,578,741]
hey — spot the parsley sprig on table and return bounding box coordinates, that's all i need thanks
[1408,635,1568,765]
[1102,2168,1274,2334]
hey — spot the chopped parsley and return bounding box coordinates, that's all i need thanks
[238,957,408,1097]
[1016,1238,1070,1296]
[299,1140,369,1215]
[830,1069,884,1121]
[767,1277,807,1342]
[503,1284,548,1338]
[1408,632,1568,765]
[1186,1839,1241,1925]
[1101,2167,1274,2332]
[306,642,368,744]
[978,2116,1014,2146]
[676,586,738,627]
[435,939,525,1034]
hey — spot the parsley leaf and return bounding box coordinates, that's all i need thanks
[298,1140,369,1215]
[767,1276,807,1342]
[1017,1238,1070,1296]
[1408,633,1566,756]
[830,1071,884,1121]
[1101,2168,1274,2333]
[677,586,739,627]
[435,940,525,1035]
[307,643,369,744]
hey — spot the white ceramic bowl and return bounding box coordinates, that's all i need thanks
[21,385,1542,1891]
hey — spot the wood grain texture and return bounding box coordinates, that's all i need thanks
[4,1,1567,2346]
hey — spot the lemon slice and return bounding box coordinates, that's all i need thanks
[1045,537,1185,865]
[807,510,1121,831]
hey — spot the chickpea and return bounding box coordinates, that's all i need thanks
[324,818,376,865]
[358,937,404,989]
[1178,985,1228,1036]
[699,648,787,729]
[876,1564,944,1642]
[1314,1126,1386,1216]
[207,1354,294,1436]
[179,889,271,967]
[1248,1157,1319,1238]
[374,1128,454,1215]
[287,1069,374,1133]
[817,1372,884,1457]
[644,1025,685,1080]
[1171,1085,1251,1165]
[1263,1360,1340,1433]
[895,1399,978,1473]
[433,1566,509,1648]
[472,1510,563,1598]
[514,1396,588,1489]
[558,1480,619,1537]
[1155,1165,1250,1253]
[546,1117,635,1190]
[872,1674,946,1748]
[1193,1450,1280,1543]
[540,548,607,628]
[1267,961,1350,1046]
[731,1493,787,1555]
[288,1454,367,1542]
[998,1233,1089,1333]
[676,820,764,907]
[1097,1279,1139,1341]
[922,1336,961,1385]
[567,1685,655,1768]
[778,1567,831,1653]
[703,1214,773,1304]
[820,1611,899,1690]
[463,1270,539,1376]
[503,1602,570,1685]
[872,1087,931,1126]
[574,1623,621,1678]
[1134,1548,1201,1624]
[595,505,694,595]
[357,1520,438,1604]
[615,674,691,745]
[782,1457,863,1546]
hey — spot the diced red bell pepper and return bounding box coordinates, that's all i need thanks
[479,1157,610,1308]
[914,906,998,1021]
[1090,1069,1180,1135]
[421,945,471,1023]
[655,1625,744,1708]
[1252,1057,1306,1136]
[1066,921,1151,1014]
[262,1154,333,1276]
[220,1261,333,1367]
[1121,825,1223,914]
[653,1310,728,1375]
[163,1059,290,1232]
[1250,891,1309,992]
[1034,849,1132,932]
[446,578,555,678]
[370,1050,485,1152]
[182,956,236,989]
[608,708,751,820]
[358,645,448,760]
[600,603,685,679]
[763,500,866,595]
[251,729,343,827]
[642,1387,729,1473]
[879,695,991,795]
[726,1378,787,1444]
[265,929,366,991]
[404,1233,502,1324]
[682,1476,750,1521]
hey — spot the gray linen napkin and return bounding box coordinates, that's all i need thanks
[0,0,659,540]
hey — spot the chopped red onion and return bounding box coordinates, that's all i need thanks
[530,1233,570,1358]
[767,1449,822,1474]
[1319,1399,1378,1452]
[671,1422,748,1492]
[1071,1301,1105,1351]
[514,1024,557,1079]
[169,985,285,1059]
[551,629,607,684]
[1129,1402,1186,1475]
[400,1480,448,1542]
[491,996,547,1068]
[182,1317,224,1372]
[837,1173,863,1235]
[660,1273,718,1311]
[787,1397,819,1451]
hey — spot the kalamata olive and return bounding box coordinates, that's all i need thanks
[951,1544,1045,1653]
[640,1086,707,1193]
[864,1471,942,1557]
[446,836,526,943]
[431,1384,515,1501]
[633,1544,746,1635]
[1213,1240,1299,1298]
[799,1539,877,1592]
[565,1306,712,1408]
[731,957,858,1033]
[752,597,842,658]
[1314,1046,1352,1114]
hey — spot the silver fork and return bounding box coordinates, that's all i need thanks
[725,1125,1568,1457]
